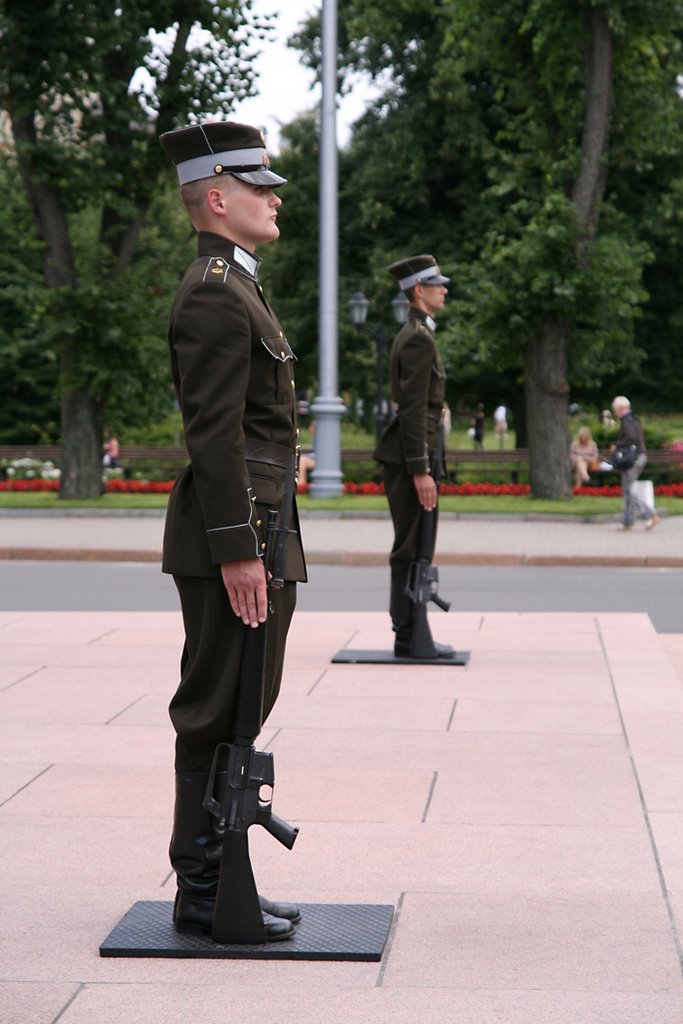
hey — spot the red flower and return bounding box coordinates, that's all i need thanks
[3,477,683,498]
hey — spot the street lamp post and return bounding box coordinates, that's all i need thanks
[346,290,410,442]
[309,0,346,498]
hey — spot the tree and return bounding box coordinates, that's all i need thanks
[433,0,679,496]
[0,0,269,496]
[0,157,59,443]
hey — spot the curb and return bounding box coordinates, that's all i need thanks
[2,547,682,569]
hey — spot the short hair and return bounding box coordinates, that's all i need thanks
[611,395,631,413]
[180,174,239,227]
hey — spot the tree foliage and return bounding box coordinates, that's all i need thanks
[0,0,269,495]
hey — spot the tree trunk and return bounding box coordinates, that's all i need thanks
[59,388,102,499]
[524,8,612,499]
[524,320,571,499]
[9,109,103,498]
[571,7,613,242]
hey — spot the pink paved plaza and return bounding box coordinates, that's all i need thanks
[2,608,683,1023]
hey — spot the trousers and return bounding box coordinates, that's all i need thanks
[621,454,654,526]
[170,575,297,771]
[382,462,438,633]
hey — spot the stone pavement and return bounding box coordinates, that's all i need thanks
[0,508,682,566]
[1,607,683,1023]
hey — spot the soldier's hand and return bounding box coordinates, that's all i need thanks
[220,558,268,628]
[413,472,437,511]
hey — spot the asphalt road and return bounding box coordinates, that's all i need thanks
[1,561,681,632]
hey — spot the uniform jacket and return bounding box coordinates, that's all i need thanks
[162,231,306,581]
[374,307,446,474]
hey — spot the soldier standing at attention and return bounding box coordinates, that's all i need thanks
[159,121,306,941]
[374,254,454,659]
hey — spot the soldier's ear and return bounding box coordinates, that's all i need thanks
[206,186,226,216]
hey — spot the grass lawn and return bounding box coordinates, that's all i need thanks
[1,490,681,518]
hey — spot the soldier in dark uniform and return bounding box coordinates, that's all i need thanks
[374,254,454,658]
[159,121,306,941]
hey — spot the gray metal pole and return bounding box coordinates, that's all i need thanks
[309,0,345,498]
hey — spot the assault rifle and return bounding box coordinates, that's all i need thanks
[404,444,451,659]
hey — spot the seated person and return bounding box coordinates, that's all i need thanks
[570,426,599,487]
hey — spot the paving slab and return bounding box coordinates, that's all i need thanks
[48,987,683,1024]
[0,609,682,1024]
[383,891,683,991]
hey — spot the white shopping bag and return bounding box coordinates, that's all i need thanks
[632,479,654,510]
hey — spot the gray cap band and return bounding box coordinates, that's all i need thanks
[399,265,449,290]
[177,147,267,185]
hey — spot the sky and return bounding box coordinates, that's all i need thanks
[229,0,376,151]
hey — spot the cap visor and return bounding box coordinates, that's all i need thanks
[231,168,287,187]
[421,273,450,285]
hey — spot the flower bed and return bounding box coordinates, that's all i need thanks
[2,478,683,498]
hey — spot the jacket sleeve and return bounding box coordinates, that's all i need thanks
[397,328,435,474]
[170,278,259,565]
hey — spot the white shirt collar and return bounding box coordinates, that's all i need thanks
[233,244,261,280]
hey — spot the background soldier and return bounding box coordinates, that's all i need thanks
[159,121,306,941]
[374,254,454,658]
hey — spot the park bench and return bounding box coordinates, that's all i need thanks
[0,443,681,484]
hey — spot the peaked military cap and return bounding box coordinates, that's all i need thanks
[388,254,450,291]
[159,120,287,188]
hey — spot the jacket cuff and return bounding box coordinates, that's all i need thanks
[405,453,431,475]
[205,487,263,564]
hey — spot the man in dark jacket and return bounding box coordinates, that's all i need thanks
[374,254,454,657]
[611,395,659,531]
[159,121,306,941]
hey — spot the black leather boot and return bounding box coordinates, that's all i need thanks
[394,638,456,659]
[169,772,299,940]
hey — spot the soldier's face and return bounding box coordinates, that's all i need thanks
[417,282,447,316]
[220,179,282,251]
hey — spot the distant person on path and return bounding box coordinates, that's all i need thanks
[442,401,452,437]
[374,253,454,659]
[470,404,485,449]
[570,426,599,487]
[610,395,659,531]
[493,404,508,447]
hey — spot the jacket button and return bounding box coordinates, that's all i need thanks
[260,542,267,552]
[256,519,262,527]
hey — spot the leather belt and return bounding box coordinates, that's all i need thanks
[244,437,295,469]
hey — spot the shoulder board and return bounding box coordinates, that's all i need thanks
[201,257,231,284]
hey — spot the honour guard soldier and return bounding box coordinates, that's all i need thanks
[374,254,454,658]
[159,121,306,940]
